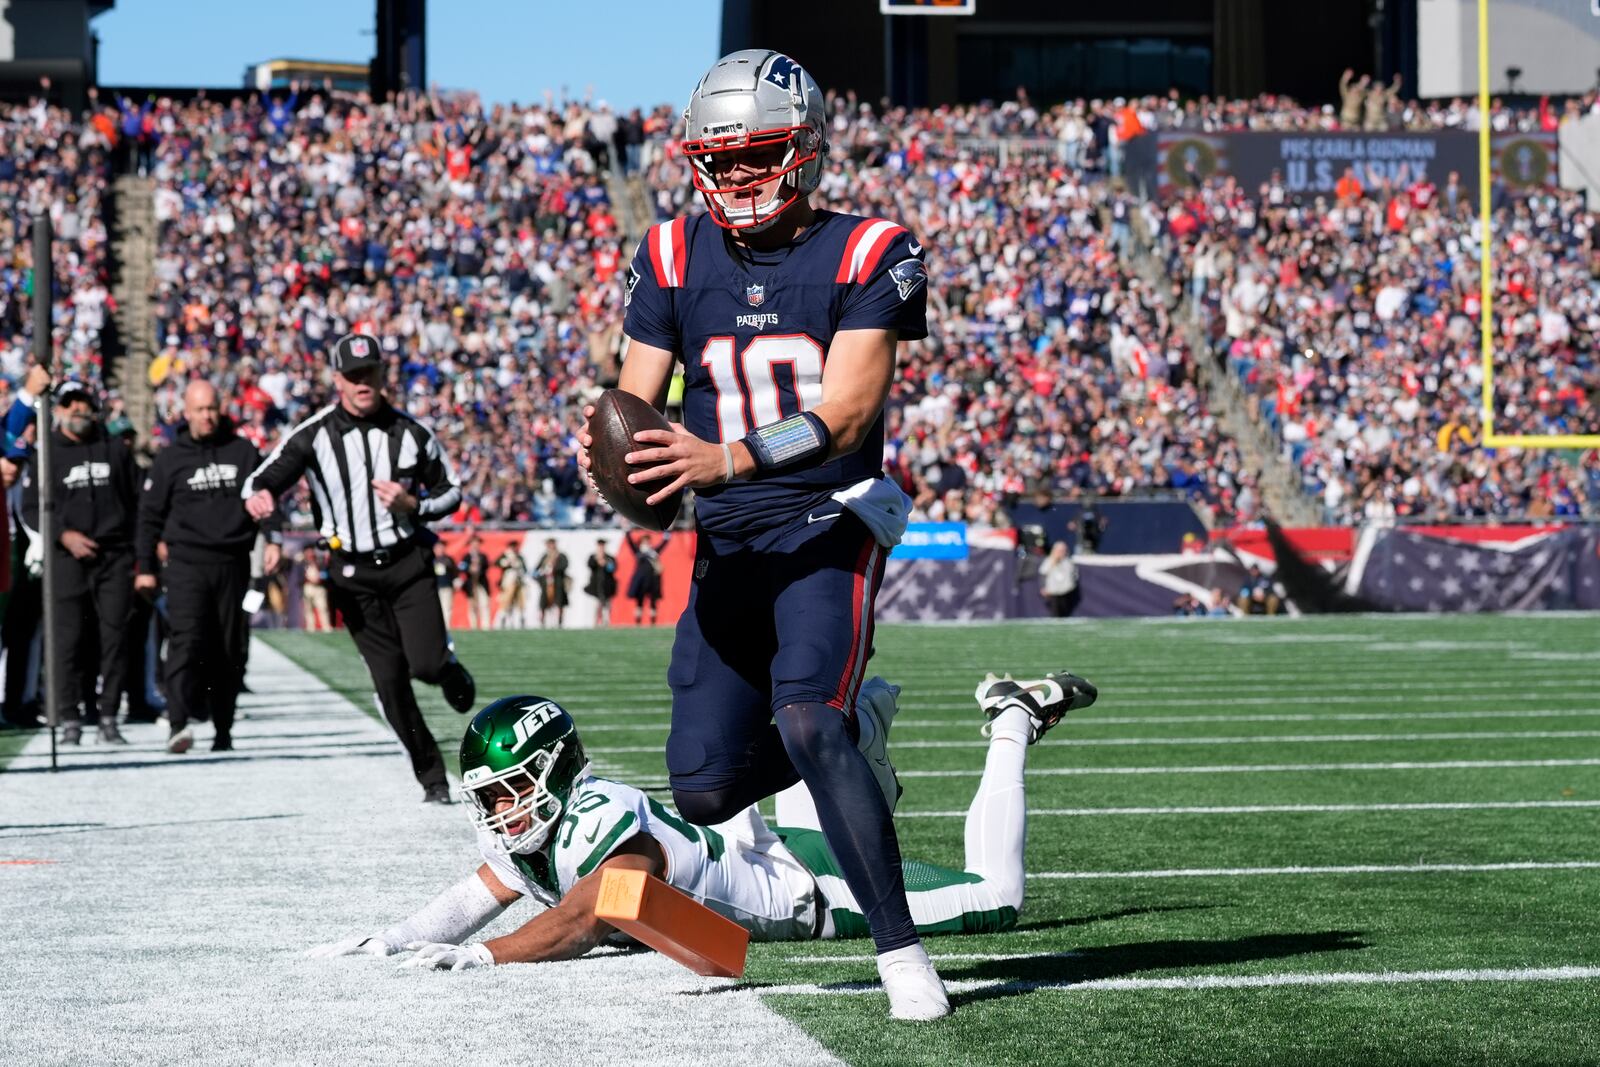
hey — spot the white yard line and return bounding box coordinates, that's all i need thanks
[560,708,1600,733]
[752,965,1600,997]
[899,758,1600,778]
[894,800,1600,818]
[593,730,1600,754]
[0,640,841,1067]
[1028,861,1600,879]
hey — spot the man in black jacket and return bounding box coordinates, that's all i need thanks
[21,380,138,745]
[136,380,277,753]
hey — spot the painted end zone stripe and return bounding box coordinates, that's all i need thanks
[753,966,1600,997]
[1028,860,1600,880]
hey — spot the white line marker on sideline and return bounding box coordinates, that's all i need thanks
[895,800,1600,818]
[783,951,1081,964]
[753,966,1600,997]
[900,758,1600,778]
[1027,860,1600,880]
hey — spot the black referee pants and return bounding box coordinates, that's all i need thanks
[164,554,251,739]
[49,548,132,725]
[328,542,450,791]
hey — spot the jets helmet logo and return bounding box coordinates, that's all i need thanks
[888,258,928,302]
[511,700,562,747]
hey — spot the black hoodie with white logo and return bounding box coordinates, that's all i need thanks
[21,423,139,555]
[136,419,267,573]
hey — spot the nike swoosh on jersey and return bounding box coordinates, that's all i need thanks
[807,511,840,524]
[908,242,923,255]
[583,825,601,845]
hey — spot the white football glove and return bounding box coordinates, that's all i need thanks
[305,935,395,959]
[401,941,495,971]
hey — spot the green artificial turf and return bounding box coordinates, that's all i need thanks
[264,614,1600,1066]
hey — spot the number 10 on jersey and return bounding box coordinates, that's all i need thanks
[701,335,824,442]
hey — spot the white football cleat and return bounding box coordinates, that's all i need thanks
[976,670,1098,744]
[855,676,904,813]
[876,942,951,1021]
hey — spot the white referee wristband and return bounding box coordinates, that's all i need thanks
[720,443,735,485]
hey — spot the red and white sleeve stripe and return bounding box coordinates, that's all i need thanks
[646,217,690,288]
[835,219,906,285]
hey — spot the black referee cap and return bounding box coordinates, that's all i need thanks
[330,333,385,375]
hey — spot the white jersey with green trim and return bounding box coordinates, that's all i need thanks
[476,776,819,941]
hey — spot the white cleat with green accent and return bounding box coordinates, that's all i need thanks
[976,670,1098,744]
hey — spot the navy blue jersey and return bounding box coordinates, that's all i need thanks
[622,211,928,542]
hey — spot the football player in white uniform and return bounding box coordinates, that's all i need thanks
[307,671,1096,1018]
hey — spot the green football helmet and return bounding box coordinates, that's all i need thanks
[459,695,591,854]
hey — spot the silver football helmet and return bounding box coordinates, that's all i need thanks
[682,50,828,232]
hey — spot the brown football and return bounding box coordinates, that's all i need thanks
[587,389,684,531]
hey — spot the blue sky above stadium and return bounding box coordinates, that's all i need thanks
[93,0,720,109]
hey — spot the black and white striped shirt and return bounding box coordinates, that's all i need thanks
[242,402,462,552]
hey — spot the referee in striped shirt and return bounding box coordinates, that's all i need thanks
[243,333,476,803]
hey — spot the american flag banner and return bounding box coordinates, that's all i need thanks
[876,548,1015,622]
[1351,527,1600,613]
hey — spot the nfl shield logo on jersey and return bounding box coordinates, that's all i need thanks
[745,284,765,307]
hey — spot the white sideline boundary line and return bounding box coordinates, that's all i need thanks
[895,800,1600,818]
[1027,860,1600,880]
[752,965,1600,997]
[899,757,1600,778]
[0,639,845,1067]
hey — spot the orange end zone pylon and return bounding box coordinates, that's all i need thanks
[594,867,749,978]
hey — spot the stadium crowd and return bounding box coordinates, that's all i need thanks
[1157,160,1600,523]
[2,80,1597,534]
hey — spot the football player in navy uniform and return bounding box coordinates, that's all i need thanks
[575,50,946,1018]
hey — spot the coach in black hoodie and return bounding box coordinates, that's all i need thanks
[21,380,139,745]
[136,380,276,754]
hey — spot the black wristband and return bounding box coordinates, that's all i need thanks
[741,411,833,480]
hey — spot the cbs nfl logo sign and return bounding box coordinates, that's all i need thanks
[745,284,765,307]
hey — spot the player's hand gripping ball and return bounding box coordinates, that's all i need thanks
[585,389,685,531]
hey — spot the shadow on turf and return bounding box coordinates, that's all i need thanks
[707,931,1367,1001]
[0,813,300,840]
[1016,903,1221,932]
[0,746,403,775]
[944,930,1369,1006]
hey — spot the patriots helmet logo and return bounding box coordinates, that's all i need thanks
[745,283,765,307]
[888,258,928,302]
[625,266,640,307]
[763,54,801,93]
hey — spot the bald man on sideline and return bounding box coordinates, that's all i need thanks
[136,381,281,753]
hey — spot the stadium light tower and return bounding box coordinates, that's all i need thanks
[371,0,425,99]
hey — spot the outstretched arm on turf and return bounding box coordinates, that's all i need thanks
[461,835,667,966]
